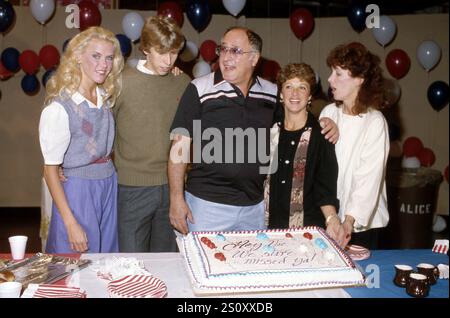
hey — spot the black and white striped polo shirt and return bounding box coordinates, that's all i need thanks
[170,70,279,206]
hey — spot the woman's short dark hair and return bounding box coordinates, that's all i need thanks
[327,42,385,114]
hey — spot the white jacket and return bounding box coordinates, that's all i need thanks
[320,103,390,232]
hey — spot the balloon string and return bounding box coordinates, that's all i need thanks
[299,40,303,62]
[288,0,291,63]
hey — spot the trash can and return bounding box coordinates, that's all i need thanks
[382,167,443,249]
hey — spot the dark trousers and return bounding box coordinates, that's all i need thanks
[118,183,178,252]
[350,228,381,250]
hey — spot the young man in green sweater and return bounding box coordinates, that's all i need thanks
[112,16,190,252]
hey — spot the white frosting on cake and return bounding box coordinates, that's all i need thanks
[181,227,365,294]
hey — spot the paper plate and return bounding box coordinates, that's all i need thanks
[345,244,371,261]
[107,275,167,298]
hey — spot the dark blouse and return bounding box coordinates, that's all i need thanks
[268,112,339,229]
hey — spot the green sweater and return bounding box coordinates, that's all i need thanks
[113,65,191,186]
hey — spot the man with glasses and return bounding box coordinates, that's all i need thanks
[168,27,336,234]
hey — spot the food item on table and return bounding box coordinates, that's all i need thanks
[0,270,15,283]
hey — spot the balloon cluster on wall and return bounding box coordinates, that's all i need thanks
[401,136,436,169]
[346,3,449,115]
[1,44,60,94]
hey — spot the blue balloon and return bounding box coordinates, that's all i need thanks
[42,68,56,87]
[21,74,40,94]
[186,0,211,32]
[0,0,15,33]
[1,47,20,72]
[347,1,368,33]
[427,81,449,112]
[116,34,132,57]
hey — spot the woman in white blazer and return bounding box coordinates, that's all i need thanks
[320,42,390,249]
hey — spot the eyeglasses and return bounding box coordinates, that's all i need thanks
[215,45,258,57]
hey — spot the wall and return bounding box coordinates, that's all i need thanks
[0,7,448,214]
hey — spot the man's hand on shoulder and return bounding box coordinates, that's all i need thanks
[319,117,339,144]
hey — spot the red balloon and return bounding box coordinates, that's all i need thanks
[157,1,183,27]
[19,50,40,75]
[386,49,410,79]
[79,0,102,31]
[262,60,281,83]
[290,8,314,40]
[403,136,423,157]
[199,40,217,62]
[418,148,436,167]
[39,45,60,70]
[0,61,13,80]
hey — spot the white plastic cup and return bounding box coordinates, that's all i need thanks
[0,282,22,298]
[8,235,28,260]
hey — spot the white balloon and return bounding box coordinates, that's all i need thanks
[30,0,55,25]
[122,12,144,42]
[127,58,139,68]
[222,0,246,17]
[401,156,421,169]
[372,15,396,47]
[193,60,211,78]
[432,215,447,233]
[179,41,198,62]
[417,40,441,72]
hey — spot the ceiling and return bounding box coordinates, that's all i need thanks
[119,0,449,18]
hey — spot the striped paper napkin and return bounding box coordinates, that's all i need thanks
[107,275,167,298]
[22,284,87,298]
[432,239,449,254]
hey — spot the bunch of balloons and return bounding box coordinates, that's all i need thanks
[401,136,436,168]
[1,43,60,94]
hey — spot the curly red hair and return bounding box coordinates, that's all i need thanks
[327,42,386,114]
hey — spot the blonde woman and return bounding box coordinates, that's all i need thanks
[39,27,124,253]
